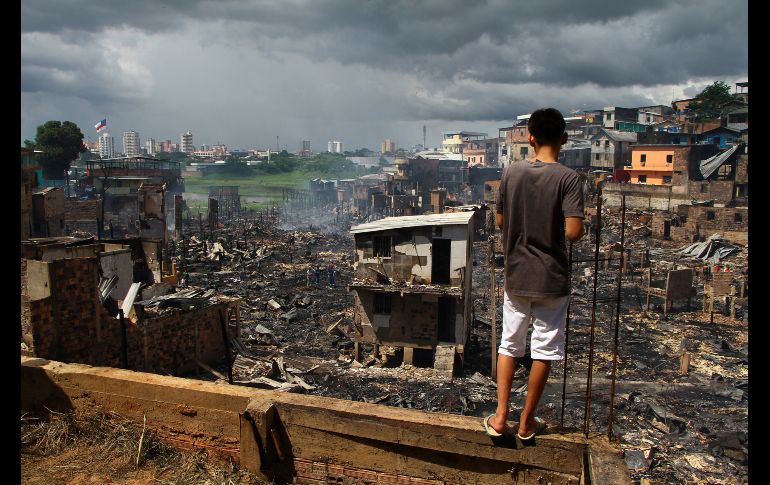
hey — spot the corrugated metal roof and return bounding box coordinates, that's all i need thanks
[593,129,638,143]
[351,212,475,234]
[700,144,739,179]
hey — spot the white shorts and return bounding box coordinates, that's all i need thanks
[499,291,570,360]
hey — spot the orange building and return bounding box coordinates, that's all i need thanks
[626,145,676,185]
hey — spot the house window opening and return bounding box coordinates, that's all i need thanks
[374,293,392,314]
[373,235,392,257]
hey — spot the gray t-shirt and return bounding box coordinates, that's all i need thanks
[496,159,585,297]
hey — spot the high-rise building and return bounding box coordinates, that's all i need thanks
[381,138,395,154]
[327,140,343,153]
[181,131,194,154]
[122,131,141,157]
[99,132,115,158]
[145,138,157,156]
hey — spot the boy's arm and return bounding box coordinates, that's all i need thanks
[562,171,585,242]
[565,217,584,242]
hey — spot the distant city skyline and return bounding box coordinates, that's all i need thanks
[22,1,746,151]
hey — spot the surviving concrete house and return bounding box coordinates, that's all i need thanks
[497,126,513,167]
[507,120,532,165]
[603,107,638,129]
[441,131,487,155]
[462,138,499,167]
[626,145,678,185]
[672,98,695,121]
[559,139,592,170]
[590,129,637,171]
[701,126,743,149]
[349,212,475,377]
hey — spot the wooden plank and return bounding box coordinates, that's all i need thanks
[22,358,617,483]
[285,425,580,485]
[273,397,586,476]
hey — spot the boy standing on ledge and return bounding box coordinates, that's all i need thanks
[484,108,585,440]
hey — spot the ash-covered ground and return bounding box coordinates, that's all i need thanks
[171,202,748,484]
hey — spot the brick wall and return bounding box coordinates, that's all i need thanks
[603,183,690,211]
[687,206,747,243]
[354,290,464,347]
[688,180,734,204]
[22,256,233,375]
[64,199,102,235]
[735,154,748,183]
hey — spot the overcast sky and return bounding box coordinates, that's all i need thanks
[21,0,748,152]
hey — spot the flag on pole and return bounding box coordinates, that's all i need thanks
[94,118,107,133]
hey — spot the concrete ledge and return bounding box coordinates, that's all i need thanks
[21,356,631,484]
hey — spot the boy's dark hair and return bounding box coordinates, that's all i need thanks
[527,108,566,145]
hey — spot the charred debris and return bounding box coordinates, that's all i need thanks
[21,156,748,483]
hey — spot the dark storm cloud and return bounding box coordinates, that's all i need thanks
[23,0,745,89]
[21,0,747,146]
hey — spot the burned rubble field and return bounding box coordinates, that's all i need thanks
[173,205,747,484]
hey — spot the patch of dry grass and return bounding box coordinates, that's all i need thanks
[21,408,266,484]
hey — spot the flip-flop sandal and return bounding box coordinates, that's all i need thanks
[483,414,507,437]
[516,416,546,441]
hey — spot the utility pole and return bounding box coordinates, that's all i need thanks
[423,125,426,150]
[276,136,280,152]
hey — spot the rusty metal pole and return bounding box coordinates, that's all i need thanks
[490,233,497,380]
[583,194,602,437]
[607,195,626,439]
[560,242,574,431]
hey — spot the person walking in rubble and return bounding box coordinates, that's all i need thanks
[327,262,335,287]
[307,267,314,287]
[484,108,585,441]
[314,264,322,287]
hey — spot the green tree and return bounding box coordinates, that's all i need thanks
[686,81,734,122]
[28,121,86,178]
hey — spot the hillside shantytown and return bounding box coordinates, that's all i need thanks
[21,83,748,484]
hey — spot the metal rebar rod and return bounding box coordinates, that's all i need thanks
[607,195,626,439]
[560,242,574,431]
[583,195,602,437]
[219,309,234,384]
[490,234,497,380]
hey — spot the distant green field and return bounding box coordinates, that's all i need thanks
[183,171,315,196]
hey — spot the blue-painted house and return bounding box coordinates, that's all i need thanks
[701,127,742,149]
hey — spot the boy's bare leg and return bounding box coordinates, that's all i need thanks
[489,354,516,433]
[518,359,552,436]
